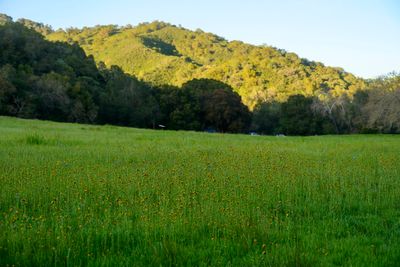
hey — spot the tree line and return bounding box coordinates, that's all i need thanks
[252,77,400,135]
[0,19,399,135]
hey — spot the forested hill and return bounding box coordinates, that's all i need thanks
[0,17,252,132]
[2,14,398,134]
[42,21,365,109]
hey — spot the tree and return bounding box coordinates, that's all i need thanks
[362,89,400,133]
[203,88,251,132]
[251,101,281,134]
[0,64,17,114]
[16,18,53,35]
[154,79,250,132]
[312,92,352,133]
[98,65,160,128]
[68,77,100,123]
[33,72,71,121]
[358,74,400,133]
[0,13,12,25]
[280,95,326,135]
[180,79,250,132]
[348,90,369,133]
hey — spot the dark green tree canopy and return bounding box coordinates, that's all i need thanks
[155,79,250,132]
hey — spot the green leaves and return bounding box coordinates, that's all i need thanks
[45,20,365,108]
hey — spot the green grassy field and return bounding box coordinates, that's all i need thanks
[0,116,399,266]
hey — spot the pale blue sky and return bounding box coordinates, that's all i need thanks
[1,0,399,78]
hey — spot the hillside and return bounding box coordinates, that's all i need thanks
[0,19,251,133]
[1,15,399,134]
[45,21,366,109]
[0,19,161,127]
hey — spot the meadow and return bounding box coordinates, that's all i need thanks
[0,116,399,266]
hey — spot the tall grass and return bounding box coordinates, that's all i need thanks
[0,116,399,266]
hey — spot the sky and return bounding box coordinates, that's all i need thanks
[1,0,399,78]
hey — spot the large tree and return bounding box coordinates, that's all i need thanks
[98,64,160,128]
[280,95,328,135]
[251,101,281,134]
[156,79,250,132]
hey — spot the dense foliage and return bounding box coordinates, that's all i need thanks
[155,79,251,132]
[0,21,103,122]
[45,21,366,109]
[0,19,250,133]
[252,75,400,135]
[0,14,399,135]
